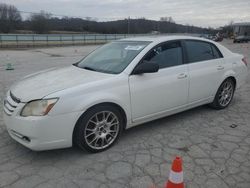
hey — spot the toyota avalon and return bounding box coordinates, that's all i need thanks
[3,36,248,152]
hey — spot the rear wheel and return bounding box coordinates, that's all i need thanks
[73,105,123,153]
[209,78,235,109]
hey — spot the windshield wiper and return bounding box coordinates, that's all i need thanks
[72,62,79,67]
[83,66,97,72]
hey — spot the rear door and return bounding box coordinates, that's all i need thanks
[184,40,225,104]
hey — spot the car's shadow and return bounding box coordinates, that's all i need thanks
[22,105,213,155]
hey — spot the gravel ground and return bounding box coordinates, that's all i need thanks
[0,40,250,188]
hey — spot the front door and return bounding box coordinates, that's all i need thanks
[129,41,189,122]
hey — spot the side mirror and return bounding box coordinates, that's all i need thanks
[132,62,159,75]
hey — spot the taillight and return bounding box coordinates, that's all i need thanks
[242,57,248,66]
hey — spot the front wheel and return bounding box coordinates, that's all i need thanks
[73,105,123,153]
[209,78,235,109]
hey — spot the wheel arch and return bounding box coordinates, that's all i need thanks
[209,75,237,109]
[220,69,237,89]
[211,74,237,102]
[72,102,128,145]
[226,76,237,88]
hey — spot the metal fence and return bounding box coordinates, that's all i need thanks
[0,33,150,48]
[0,33,199,48]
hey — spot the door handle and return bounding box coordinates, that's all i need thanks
[177,73,187,79]
[217,65,224,70]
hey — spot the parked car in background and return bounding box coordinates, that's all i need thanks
[199,34,214,40]
[234,35,250,43]
[213,36,223,42]
[3,36,248,152]
[213,33,223,42]
[199,34,210,39]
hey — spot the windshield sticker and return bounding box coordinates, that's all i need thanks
[125,45,144,51]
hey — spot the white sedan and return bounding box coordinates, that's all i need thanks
[3,36,248,152]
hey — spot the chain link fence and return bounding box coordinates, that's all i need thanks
[0,33,199,48]
[0,34,148,48]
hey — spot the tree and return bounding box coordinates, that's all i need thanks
[29,11,51,34]
[160,17,175,23]
[0,3,21,33]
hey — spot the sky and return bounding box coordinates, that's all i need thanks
[2,0,250,28]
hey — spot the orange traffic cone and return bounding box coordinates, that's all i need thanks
[166,156,184,188]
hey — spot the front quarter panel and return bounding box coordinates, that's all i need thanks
[45,73,132,125]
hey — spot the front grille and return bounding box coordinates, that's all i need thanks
[3,91,20,116]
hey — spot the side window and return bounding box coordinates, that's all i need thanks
[211,44,223,59]
[185,41,214,63]
[143,41,183,69]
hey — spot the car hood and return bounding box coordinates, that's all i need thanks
[10,65,113,102]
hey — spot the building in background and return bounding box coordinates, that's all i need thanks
[232,22,250,43]
[233,22,250,36]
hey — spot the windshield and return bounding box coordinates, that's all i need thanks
[76,41,151,74]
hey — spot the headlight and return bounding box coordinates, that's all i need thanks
[21,98,58,117]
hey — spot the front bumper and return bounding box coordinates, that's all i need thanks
[3,104,80,151]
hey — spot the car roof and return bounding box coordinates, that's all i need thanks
[120,35,215,43]
[120,35,233,57]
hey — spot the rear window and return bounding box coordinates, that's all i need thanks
[211,45,223,58]
[185,40,222,63]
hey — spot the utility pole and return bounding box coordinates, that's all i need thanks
[127,16,130,34]
[158,21,160,33]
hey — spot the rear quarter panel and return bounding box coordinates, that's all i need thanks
[218,44,248,89]
[228,53,248,89]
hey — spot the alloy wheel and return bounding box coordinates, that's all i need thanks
[218,80,234,107]
[84,111,120,150]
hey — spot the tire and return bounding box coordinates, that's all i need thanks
[73,104,124,153]
[209,78,235,110]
